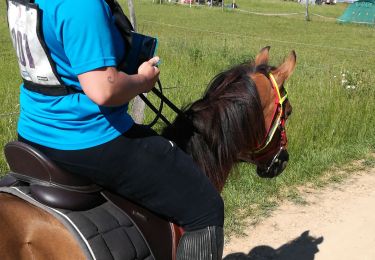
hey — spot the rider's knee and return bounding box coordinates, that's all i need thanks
[209,194,225,226]
[183,192,224,231]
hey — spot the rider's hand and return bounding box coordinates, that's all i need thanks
[138,56,160,93]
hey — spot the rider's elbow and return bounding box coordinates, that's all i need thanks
[78,67,129,107]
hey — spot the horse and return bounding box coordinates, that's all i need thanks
[0,46,296,260]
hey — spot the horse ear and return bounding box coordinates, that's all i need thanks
[272,51,296,86]
[254,46,270,66]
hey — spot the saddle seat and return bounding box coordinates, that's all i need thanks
[2,141,104,210]
[1,141,184,260]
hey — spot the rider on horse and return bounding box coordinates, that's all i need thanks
[6,0,224,259]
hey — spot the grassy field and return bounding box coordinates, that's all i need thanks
[1,0,374,235]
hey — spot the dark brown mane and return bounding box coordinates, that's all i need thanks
[162,62,269,191]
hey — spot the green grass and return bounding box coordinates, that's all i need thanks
[1,0,374,235]
[0,1,20,173]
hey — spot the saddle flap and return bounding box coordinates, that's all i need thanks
[103,191,184,260]
[4,141,95,189]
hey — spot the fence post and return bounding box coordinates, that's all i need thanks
[127,0,137,31]
[127,0,147,124]
[305,0,310,21]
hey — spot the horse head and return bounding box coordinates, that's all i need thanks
[242,46,296,179]
[162,47,296,191]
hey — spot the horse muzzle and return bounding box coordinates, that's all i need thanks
[256,148,289,178]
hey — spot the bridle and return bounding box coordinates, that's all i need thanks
[255,73,288,153]
[251,73,290,177]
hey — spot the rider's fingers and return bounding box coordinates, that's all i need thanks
[148,56,160,66]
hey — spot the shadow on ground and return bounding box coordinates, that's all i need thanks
[224,230,323,260]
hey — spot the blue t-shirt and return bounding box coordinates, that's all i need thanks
[18,0,134,150]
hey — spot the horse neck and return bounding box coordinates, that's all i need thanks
[162,109,236,192]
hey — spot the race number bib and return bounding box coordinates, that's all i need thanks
[7,0,60,85]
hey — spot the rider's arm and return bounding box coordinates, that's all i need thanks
[78,56,160,107]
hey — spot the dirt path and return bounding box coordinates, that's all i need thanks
[223,166,375,260]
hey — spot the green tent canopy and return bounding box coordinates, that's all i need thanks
[338,0,375,25]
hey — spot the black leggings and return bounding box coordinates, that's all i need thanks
[18,124,224,231]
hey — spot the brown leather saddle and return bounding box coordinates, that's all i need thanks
[1,141,183,260]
